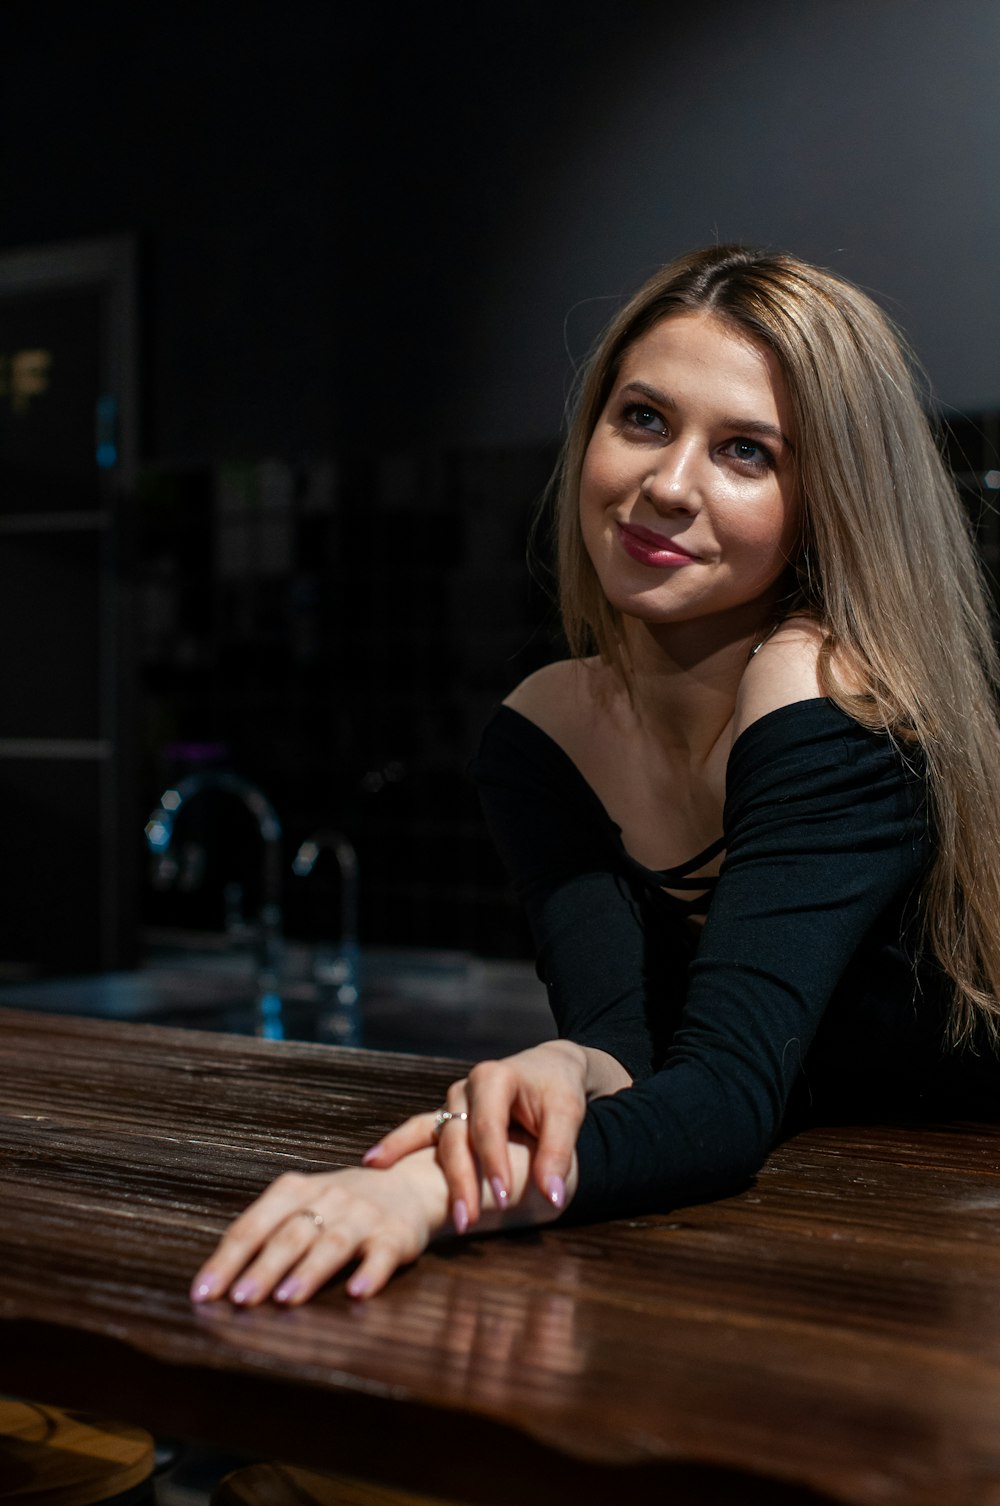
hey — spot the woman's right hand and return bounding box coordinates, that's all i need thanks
[363,1041,630,1229]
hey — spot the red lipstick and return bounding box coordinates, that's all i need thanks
[616,521,699,569]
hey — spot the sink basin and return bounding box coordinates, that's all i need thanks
[0,938,554,1060]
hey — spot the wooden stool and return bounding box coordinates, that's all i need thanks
[0,1398,155,1506]
[212,1462,452,1506]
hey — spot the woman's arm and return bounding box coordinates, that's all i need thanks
[567,699,931,1223]
[191,1136,577,1306]
[366,1038,630,1227]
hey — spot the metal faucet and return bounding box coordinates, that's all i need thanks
[292,829,362,1046]
[145,772,285,1039]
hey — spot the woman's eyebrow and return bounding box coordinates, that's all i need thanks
[718,415,795,452]
[620,379,676,410]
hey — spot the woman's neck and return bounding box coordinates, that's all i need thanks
[616,614,763,769]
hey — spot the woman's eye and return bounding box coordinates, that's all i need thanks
[623,404,665,434]
[724,438,772,470]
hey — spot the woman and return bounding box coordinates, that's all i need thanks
[191,244,1000,1307]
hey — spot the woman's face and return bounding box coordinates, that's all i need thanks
[579,311,801,634]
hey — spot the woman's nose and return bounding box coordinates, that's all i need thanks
[640,441,702,513]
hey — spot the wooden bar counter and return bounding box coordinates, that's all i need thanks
[3,1007,1000,1506]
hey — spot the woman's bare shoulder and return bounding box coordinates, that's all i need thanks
[732,617,826,741]
[503,658,608,741]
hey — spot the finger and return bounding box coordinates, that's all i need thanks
[435,1085,480,1229]
[532,1097,586,1210]
[270,1222,367,1305]
[463,1064,517,1210]
[227,1210,324,1306]
[361,1109,444,1167]
[233,1180,370,1306]
[344,1236,414,1300]
[190,1171,312,1301]
[280,1219,413,1304]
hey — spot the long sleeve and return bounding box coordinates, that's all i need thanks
[567,700,932,1222]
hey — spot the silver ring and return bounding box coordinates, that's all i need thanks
[296,1208,325,1229]
[432,1108,469,1136]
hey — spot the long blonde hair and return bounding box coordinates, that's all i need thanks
[553,244,1000,1046]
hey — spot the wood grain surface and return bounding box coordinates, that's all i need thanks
[3,1008,1000,1506]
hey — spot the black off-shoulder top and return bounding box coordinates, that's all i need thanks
[471,697,993,1223]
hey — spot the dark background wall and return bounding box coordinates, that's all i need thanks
[4,0,999,459]
[1,0,998,961]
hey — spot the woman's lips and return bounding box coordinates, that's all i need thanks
[615,521,699,569]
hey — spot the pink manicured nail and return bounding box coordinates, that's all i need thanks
[452,1198,469,1235]
[491,1176,509,1206]
[231,1279,259,1305]
[545,1175,566,1210]
[190,1272,219,1302]
[274,1277,303,1304]
[347,1273,371,1298]
[361,1143,383,1165]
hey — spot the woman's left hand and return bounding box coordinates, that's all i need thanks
[364,1041,606,1229]
[190,1148,450,1306]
